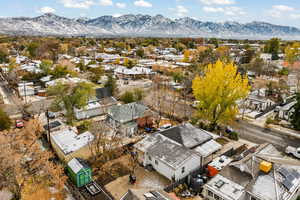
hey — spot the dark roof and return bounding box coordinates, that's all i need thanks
[159,123,213,149]
[135,134,198,169]
[108,102,149,123]
[43,120,62,130]
[95,87,112,100]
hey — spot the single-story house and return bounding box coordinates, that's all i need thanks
[276,100,296,121]
[74,87,117,120]
[246,94,275,112]
[159,123,222,164]
[134,133,201,181]
[18,82,35,97]
[106,102,153,136]
[50,128,94,162]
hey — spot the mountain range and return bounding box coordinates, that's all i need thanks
[0,13,300,39]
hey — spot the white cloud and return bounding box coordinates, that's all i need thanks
[113,13,122,17]
[60,0,94,9]
[176,5,188,17]
[39,6,56,14]
[116,2,126,8]
[290,13,300,19]
[134,0,152,8]
[203,6,224,13]
[203,6,245,16]
[268,5,295,18]
[99,0,113,6]
[272,5,294,12]
[200,0,235,5]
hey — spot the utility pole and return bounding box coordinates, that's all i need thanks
[46,109,52,148]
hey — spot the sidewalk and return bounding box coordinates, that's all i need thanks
[245,117,300,140]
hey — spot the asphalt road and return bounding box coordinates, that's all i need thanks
[233,120,300,151]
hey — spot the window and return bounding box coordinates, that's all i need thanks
[155,160,158,165]
[207,190,213,197]
[182,167,185,174]
[148,155,152,161]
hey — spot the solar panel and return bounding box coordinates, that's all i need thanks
[278,168,290,178]
[286,174,296,182]
[291,170,300,179]
[215,180,225,188]
[283,179,293,191]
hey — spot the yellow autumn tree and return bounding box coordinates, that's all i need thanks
[285,42,300,64]
[192,60,250,128]
[183,50,190,63]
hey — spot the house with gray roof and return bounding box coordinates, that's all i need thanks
[134,133,201,181]
[159,123,222,162]
[106,102,152,136]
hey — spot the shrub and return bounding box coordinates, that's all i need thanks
[0,108,11,131]
[229,131,239,141]
[120,91,135,104]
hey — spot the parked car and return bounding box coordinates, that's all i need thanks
[285,146,300,159]
[46,111,56,119]
[16,120,24,128]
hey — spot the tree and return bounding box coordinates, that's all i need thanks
[0,49,8,63]
[183,50,190,63]
[104,75,117,96]
[192,60,250,128]
[88,66,104,83]
[27,42,39,58]
[40,60,53,75]
[120,91,135,104]
[264,38,280,60]
[0,108,11,131]
[285,42,300,64]
[0,120,67,199]
[136,48,145,58]
[133,88,145,101]
[291,93,300,130]
[50,65,70,79]
[48,82,95,124]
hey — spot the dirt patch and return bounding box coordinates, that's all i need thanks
[105,163,170,200]
[92,154,132,186]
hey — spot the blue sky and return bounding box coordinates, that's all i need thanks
[2,0,300,27]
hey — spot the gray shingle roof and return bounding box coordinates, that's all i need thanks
[159,123,213,148]
[135,133,199,169]
[108,102,149,123]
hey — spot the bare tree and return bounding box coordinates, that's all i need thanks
[0,119,67,199]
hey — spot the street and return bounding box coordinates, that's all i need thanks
[233,120,300,151]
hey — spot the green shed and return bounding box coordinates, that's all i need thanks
[67,158,92,188]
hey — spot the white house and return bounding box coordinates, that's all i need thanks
[18,82,35,97]
[134,133,201,181]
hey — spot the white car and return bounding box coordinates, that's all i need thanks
[285,146,300,159]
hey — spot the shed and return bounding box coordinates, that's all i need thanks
[67,158,92,187]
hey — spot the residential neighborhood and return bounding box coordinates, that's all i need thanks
[1,29,300,200]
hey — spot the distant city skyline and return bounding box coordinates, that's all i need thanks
[2,0,300,27]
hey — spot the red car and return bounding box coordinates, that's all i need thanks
[15,120,24,128]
